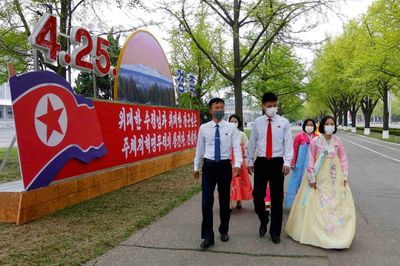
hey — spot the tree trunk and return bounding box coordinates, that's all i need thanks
[364,111,371,128]
[350,104,358,128]
[338,110,343,126]
[233,0,243,130]
[382,84,389,131]
[58,0,69,78]
[333,110,338,124]
[343,109,348,127]
[361,97,378,135]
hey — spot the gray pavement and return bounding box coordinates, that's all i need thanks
[87,131,400,265]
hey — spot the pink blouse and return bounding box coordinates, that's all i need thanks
[307,135,348,183]
[290,132,317,167]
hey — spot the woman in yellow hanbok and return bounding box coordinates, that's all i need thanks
[286,116,355,249]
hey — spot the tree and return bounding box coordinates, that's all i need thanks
[162,0,333,128]
[74,30,120,99]
[306,0,400,138]
[352,0,400,137]
[0,28,29,83]
[0,0,144,78]
[244,44,306,120]
[169,4,225,118]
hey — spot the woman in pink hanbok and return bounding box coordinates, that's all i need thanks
[286,116,356,249]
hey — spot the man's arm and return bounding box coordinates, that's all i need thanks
[194,126,205,172]
[232,127,242,168]
[283,120,293,167]
[247,121,258,167]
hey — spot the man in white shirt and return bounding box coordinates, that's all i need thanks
[248,92,293,244]
[194,98,241,250]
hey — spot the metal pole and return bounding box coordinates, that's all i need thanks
[67,38,71,84]
[388,91,392,126]
[0,135,16,174]
[33,49,38,71]
[93,72,97,98]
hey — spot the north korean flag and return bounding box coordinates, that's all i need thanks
[9,71,107,191]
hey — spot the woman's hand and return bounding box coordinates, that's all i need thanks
[309,182,317,190]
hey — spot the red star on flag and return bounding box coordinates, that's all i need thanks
[37,97,64,142]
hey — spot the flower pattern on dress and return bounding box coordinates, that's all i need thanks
[331,163,336,185]
[325,223,336,235]
[319,192,332,208]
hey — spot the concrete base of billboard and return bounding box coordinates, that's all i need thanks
[0,148,195,225]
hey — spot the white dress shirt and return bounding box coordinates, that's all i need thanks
[194,120,242,171]
[247,114,293,167]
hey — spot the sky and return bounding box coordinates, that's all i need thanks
[102,0,375,68]
[293,0,374,66]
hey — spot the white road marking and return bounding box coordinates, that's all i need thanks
[341,137,400,164]
[342,131,400,146]
[342,134,400,152]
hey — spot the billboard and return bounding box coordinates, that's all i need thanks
[9,71,199,191]
[114,31,175,106]
[7,14,198,191]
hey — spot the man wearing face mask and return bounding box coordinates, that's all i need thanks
[248,92,293,244]
[194,98,241,250]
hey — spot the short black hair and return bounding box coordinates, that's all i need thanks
[319,116,337,134]
[302,118,316,133]
[262,92,278,104]
[229,114,243,129]
[208,97,225,108]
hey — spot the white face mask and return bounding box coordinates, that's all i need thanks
[325,125,335,135]
[305,126,314,134]
[230,122,239,128]
[265,107,277,117]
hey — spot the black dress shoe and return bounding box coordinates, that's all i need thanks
[200,239,215,250]
[259,223,267,237]
[271,235,281,244]
[220,234,229,242]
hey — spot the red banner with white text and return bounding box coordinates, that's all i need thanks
[53,101,199,181]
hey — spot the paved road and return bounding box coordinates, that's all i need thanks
[84,131,400,265]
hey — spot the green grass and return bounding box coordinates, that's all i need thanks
[344,129,400,144]
[0,147,20,183]
[0,163,200,265]
[355,126,400,136]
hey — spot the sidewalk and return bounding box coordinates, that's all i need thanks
[85,130,400,266]
[86,193,329,265]
[86,186,399,266]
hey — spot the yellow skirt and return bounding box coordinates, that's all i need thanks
[285,157,356,249]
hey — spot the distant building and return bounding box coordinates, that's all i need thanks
[223,96,260,127]
[0,82,13,121]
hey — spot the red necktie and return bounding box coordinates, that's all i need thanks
[266,118,272,159]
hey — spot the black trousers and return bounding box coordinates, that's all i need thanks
[252,157,285,237]
[201,159,232,240]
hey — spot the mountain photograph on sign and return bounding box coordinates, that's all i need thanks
[118,64,174,106]
[115,31,176,107]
